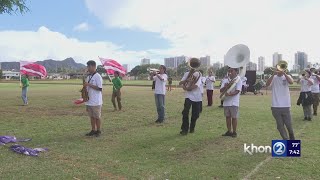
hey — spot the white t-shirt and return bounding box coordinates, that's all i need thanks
[199,76,206,94]
[310,75,320,93]
[181,71,202,102]
[205,76,215,90]
[153,74,168,95]
[270,75,291,108]
[85,73,103,106]
[241,76,247,85]
[300,78,313,92]
[221,76,242,107]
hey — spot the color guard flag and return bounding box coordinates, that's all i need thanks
[20,61,47,77]
[99,57,126,76]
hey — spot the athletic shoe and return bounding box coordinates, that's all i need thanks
[95,130,101,137]
[231,132,237,138]
[304,117,307,121]
[222,131,233,136]
[85,130,96,136]
[180,131,188,135]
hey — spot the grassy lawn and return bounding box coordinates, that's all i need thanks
[0,83,319,179]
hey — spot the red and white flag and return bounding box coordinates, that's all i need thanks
[99,57,126,76]
[20,61,47,77]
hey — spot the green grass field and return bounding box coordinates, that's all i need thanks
[0,83,319,179]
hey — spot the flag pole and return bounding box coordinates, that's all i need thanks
[19,61,22,88]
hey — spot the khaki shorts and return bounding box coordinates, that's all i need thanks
[312,93,320,106]
[86,105,102,119]
[224,106,239,118]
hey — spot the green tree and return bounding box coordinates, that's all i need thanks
[0,69,2,79]
[177,61,188,77]
[97,65,106,75]
[0,0,29,14]
[215,66,229,79]
[263,67,273,75]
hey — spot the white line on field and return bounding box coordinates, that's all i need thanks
[242,122,309,180]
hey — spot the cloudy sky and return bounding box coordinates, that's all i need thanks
[0,0,320,68]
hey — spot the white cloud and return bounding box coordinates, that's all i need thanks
[73,22,91,32]
[0,26,151,65]
[85,0,320,68]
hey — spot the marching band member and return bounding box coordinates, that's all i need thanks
[84,60,103,137]
[154,65,168,123]
[310,68,320,116]
[297,70,314,121]
[220,67,242,138]
[205,71,216,106]
[266,69,295,140]
[167,77,173,91]
[241,76,248,94]
[179,58,202,135]
[199,70,206,113]
[111,71,123,111]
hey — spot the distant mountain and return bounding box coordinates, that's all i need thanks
[0,58,86,73]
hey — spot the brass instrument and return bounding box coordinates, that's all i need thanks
[80,73,89,102]
[183,58,201,89]
[270,60,288,73]
[220,44,250,100]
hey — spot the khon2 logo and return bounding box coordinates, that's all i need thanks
[243,140,301,157]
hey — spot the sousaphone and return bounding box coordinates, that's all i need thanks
[220,44,250,100]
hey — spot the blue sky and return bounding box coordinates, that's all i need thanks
[0,0,169,51]
[1,0,320,68]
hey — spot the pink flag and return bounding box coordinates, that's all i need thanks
[99,57,127,76]
[20,61,47,77]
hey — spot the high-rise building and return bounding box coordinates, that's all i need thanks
[164,56,187,68]
[141,58,150,65]
[175,56,187,67]
[293,64,300,72]
[246,62,257,71]
[273,52,282,67]
[294,51,308,70]
[258,56,265,71]
[122,64,130,72]
[199,56,210,67]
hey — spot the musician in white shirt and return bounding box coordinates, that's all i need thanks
[266,69,295,140]
[297,70,314,121]
[206,71,216,106]
[310,68,320,116]
[220,67,242,138]
[179,59,202,135]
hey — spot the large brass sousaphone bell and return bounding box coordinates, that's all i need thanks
[220,44,250,100]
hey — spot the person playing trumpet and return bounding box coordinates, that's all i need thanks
[153,65,168,123]
[220,67,242,138]
[297,70,314,121]
[266,63,295,140]
[310,68,320,116]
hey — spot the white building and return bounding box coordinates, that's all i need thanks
[258,56,265,71]
[141,58,150,65]
[2,71,20,80]
[199,56,210,67]
[294,51,308,70]
[164,56,187,68]
[273,52,282,67]
[246,62,257,71]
